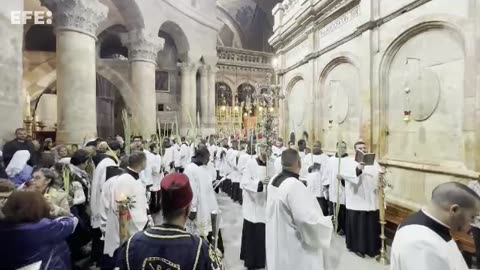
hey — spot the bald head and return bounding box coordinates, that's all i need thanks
[432,182,480,209]
[281,149,301,174]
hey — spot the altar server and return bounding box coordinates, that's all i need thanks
[178,137,190,173]
[304,141,330,216]
[322,141,356,235]
[391,182,480,270]
[183,146,221,243]
[104,151,148,260]
[344,141,382,257]
[162,138,176,175]
[266,149,333,270]
[271,138,287,159]
[240,146,266,269]
[226,140,240,200]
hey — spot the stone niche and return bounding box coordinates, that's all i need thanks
[287,79,312,140]
[320,61,360,152]
[384,28,465,165]
[382,27,466,208]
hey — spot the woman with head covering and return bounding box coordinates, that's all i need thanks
[5,150,33,187]
[54,144,70,163]
[25,168,70,217]
[0,191,77,270]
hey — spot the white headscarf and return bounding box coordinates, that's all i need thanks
[5,150,30,177]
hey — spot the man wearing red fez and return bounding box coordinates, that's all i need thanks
[115,173,223,270]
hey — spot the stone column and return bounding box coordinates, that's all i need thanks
[207,65,218,134]
[179,63,197,135]
[123,29,164,139]
[199,66,209,135]
[0,1,24,143]
[41,0,108,144]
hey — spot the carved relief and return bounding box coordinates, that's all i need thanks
[41,0,108,38]
[123,29,165,64]
[318,5,360,37]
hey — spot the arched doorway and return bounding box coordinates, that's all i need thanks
[96,74,126,139]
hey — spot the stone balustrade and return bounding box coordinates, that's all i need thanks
[217,46,274,70]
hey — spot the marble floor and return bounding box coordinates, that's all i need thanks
[217,192,390,270]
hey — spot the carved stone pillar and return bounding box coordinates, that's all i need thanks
[179,63,197,135]
[41,0,108,144]
[207,65,217,133]
[199,66,209,135]
[123,29,164,139]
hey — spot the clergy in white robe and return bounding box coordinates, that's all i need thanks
[240,152,266,269]
[343,141,382,257]
[304,141,330,216]
[266,149,333,270]
[227,140,241,202]
[271,138,287,159]
[184,145,224,252]
[321,142,356,234]
[103,152,148,258]
[90,154,118,229]
[179,138,190,172]
[172,140,181,171]
[391,181,480,270]
[297,139,308,179]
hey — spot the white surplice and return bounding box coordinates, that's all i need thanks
[266,175,333,270]
[103,172,148,257]
[179,143,190,168]
[162,146,175,173]
[173,143,181,168]
[274,156,282,175]
[226,148,239,182]
[303,153,330,198]
[271,145,286,159]
[183,163,219,235]
[90,157,116,229]
[321,156,357,204]
[241,158,266,223]
[139,150,161,189]
[391,220,469,270]
[344,161,380,211]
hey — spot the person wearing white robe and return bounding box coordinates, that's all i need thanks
[304,141,330,216]
[297,139,308,179]
[321,141,356,235]
[391,181,480,270]
[226,141,240,201]
[344,141,382,258]
[240,148,266,269]
[179,137,190,172]
[183,145,223,252]
[266,149,333,270]
[271,138,287,160]
[103,152,148,261]
[172,139,181,172]
[89,141,122,266]
[162,138,176,175]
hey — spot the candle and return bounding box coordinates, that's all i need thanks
[24,93,31,118]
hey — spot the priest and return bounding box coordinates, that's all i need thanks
[103,151,149,266]
[178,137,190,173]
[183,145,222,251]
[266,149,333,270]
[322,141,356,235]
[90,141,121,266]
[391,182,480,270]
[240,145,266,269]
[271,138,286,160]
[304,141,330,216]
[344,141,382,258]
[162,137,176,175]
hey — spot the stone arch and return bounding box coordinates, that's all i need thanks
[159,21,190,62]
[111,0,145,30]
[97,24,129,59]
[284,75,307,142]
[96,62,136,113]
[317,55,361,151]
[378,19,466,163]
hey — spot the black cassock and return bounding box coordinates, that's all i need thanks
[115,224,223,270]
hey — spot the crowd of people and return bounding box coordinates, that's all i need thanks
[1,127,480,270]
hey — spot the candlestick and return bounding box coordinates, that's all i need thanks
[376,170,390,265]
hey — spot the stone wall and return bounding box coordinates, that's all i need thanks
[271,0,480,209]
[0,1,24,145]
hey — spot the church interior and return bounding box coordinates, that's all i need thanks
[1,0,480,269]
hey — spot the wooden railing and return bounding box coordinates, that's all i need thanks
[216,46,274,70]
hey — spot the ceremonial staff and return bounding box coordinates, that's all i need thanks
[334,143,343,233]
[376,169,389,265]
